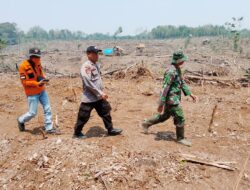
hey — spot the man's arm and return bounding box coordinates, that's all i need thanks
[181,80,197,102]
[181,80,191,96]
[81,65,104,99]
[159,72,175,107]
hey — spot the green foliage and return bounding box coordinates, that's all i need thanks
[85,33,112,40]
[0,22,18,44]
[0,38,6,49]
[1,22,250,43]
[233,32,240,51]
[135,30,151,39]
[47,29,87,40]
[225,17,244,51]
[241,29,250,38]
[245,69,250,79]
[113,26,123,39]
[26,26,48,40]
[151,25,229,39]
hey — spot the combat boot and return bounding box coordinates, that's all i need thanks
[141,122,150,134]
[73,132,87,139]
[108,128,123,136]
[176,127,192,147]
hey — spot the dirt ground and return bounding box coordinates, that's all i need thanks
[0,39,249,189]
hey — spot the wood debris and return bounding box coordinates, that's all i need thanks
[180,153,236,171]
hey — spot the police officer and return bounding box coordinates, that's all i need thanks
[17,48,59,134]
[141,50,197,146]
[73,46,122,138]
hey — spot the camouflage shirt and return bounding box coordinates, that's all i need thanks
[159,65,191,106]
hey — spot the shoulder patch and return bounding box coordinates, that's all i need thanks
[20,74,26,80]
[84,66,92,74]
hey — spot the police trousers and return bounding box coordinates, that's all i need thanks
[74,99,113,135]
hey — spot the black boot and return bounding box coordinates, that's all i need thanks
[176,127,184,140]
[17,118,25,132]
[108,128,123,136]
[176,127,192,147]
[141,122,150,134]
[73,132,87,139]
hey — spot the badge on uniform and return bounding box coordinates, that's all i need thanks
[20,74,26,80]
[85,66,92,75]
[91,69,98,76]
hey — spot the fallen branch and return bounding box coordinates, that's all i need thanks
[94,170,106,179]
[124,62,140,73]
[186,75,232,86]
[185,75,249,87]
[234,157,249,190]
[102,68,126,76]
[208,104,218,132]
[185,70,204,77]
[100,175,110,190]
[39,129,47,140]
[55,114,59,128]
[102,62,140,76]
[72,88,77,102]
[180,154,236,171]
[154,55,171,58]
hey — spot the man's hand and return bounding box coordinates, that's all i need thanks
[101,93,108,100]
[38,80,48,86]
[190,94,198,103]
[157,105,163,113]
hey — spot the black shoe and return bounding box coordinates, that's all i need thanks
[73,132,87,139]
[17,118,25,132]
[108,128,123,136]
[46,128,61,135]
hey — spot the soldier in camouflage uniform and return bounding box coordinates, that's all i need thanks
[141,51,197,146]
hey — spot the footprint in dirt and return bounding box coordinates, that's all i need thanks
[25,126,45,136]
[85,126,107,138]
[155,131,175,141]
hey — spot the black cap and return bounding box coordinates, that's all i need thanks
[86,46,102,53]
[29,48,41,57]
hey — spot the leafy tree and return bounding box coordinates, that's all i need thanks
[113,26,123,39]
[0,22,18,44]
[151,25,229,39]
[73,31,87,40]
[48,29,56,40]
[0,38,6,50]
[86,33,111,40]
[26,26,48,40]
[58,29,72,40]
[225,17,244,51]
[1,22,250,42]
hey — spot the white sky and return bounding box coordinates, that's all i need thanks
[1,0,249,35]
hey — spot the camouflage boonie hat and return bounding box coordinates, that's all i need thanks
[171,50,188,65]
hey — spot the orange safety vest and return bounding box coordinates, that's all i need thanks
[18,60,46,96]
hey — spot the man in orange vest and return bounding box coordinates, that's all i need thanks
[17,48,59,134]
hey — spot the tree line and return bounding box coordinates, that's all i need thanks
[1,22,250,45]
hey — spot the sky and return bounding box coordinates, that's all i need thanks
[1,0,250,35]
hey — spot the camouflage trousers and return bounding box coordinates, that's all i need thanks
[144,104,185,128]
